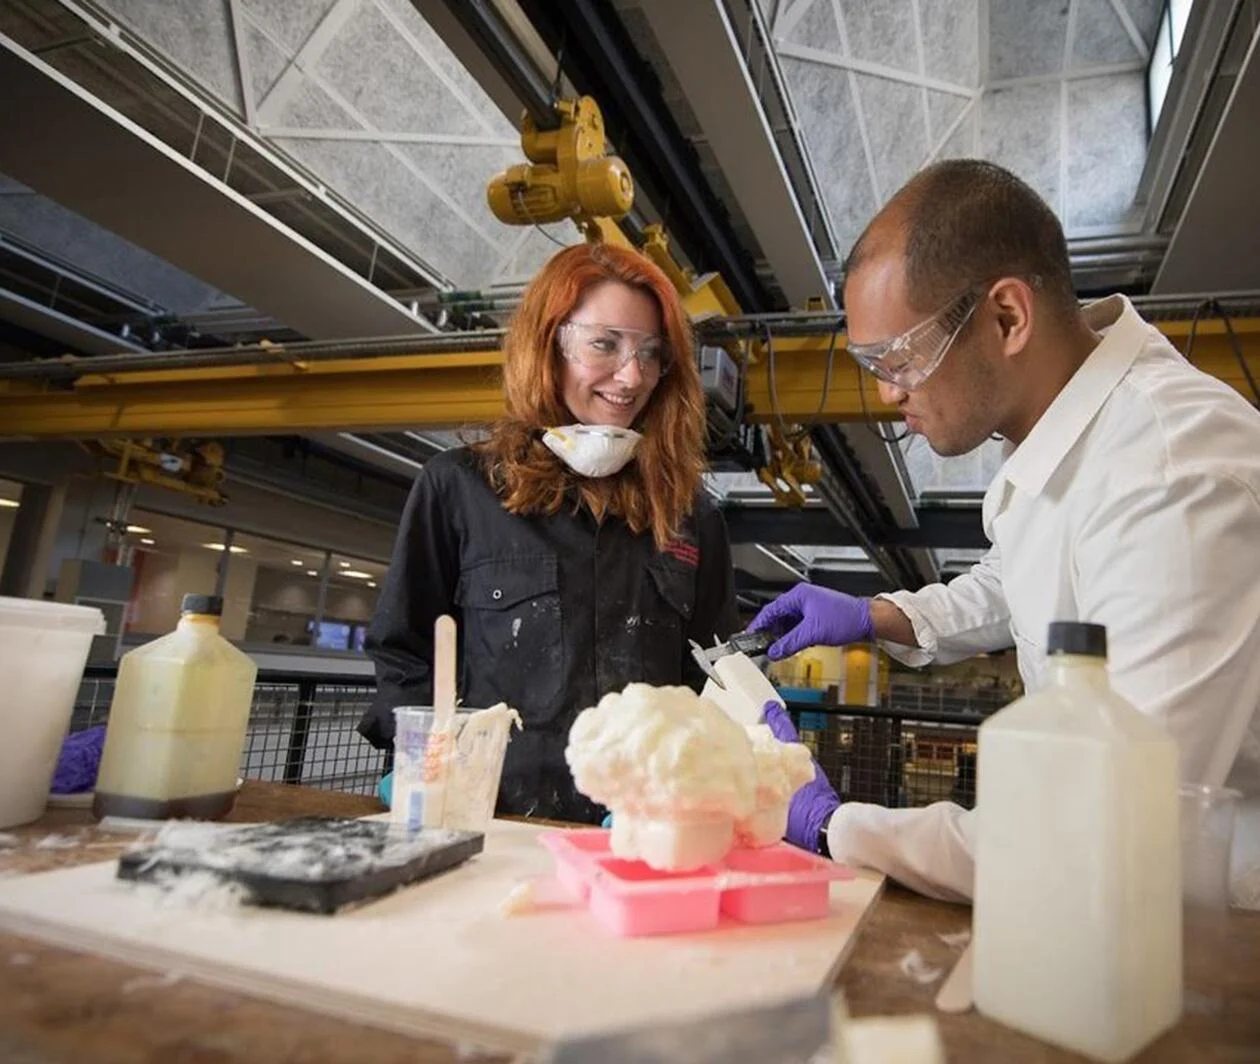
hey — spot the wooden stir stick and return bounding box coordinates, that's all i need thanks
[426,614,458,828]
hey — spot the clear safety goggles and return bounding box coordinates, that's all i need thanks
[846,290,980,391]
[557,321,671,378]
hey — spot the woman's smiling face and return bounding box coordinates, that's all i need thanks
[557,280,663,428]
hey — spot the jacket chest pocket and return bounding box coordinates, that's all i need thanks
[455,555,564,720]
[638,561,695,684]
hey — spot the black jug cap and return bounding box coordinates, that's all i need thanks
[181,594,224,616]
[1046,621,1106,658]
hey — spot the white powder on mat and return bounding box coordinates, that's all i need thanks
[144,869,252,911]
[120,970,183,995]
[898,949,944,985]
[131,818,473,884]
[33,833,82,851]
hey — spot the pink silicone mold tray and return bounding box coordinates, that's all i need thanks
[538,829,855,937]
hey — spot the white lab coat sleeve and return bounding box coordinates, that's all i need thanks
[827,801,976,904]
[876,544,1014,668]
[1074,471,1260,790]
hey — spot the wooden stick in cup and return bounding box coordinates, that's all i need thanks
[425,614,457,828]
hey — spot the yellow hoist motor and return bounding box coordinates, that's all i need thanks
[486,96,634,237]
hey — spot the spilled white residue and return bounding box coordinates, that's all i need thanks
[1233,864,1260,910]
[937,929,972,949]
[898,949,944,985]
[33,833,82,851]
[142,869,252,912]
[454,1043,516,1062]
[0,833,18,849]
[511,616,522,642]
[121,970,183,995]
[132,819,473,884]
[498,880,535,916]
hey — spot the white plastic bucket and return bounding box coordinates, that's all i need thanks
[0,596,105,828]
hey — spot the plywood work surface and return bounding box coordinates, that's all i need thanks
[0,815,883,1055]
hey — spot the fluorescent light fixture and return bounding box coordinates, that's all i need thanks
[140,538,156,545]
[342,569,373,579]
[0,499,19,509]
[291,559,304,566]
[126,525,151,534]
[203,542,248,554]
[367,581,377,588]
[339,561,351,568]
[306,569,318,577]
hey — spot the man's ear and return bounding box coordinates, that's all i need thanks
[990,277,1036,358]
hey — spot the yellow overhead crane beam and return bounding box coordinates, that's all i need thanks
[1,323,1257,438]
[0,96,1257,443]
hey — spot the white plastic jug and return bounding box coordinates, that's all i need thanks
[0,596,105,828]
[94,593,257,820]
[973,621,1182,1062]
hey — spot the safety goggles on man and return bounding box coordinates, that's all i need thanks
[557,321,671,378]
[847,289,980,391]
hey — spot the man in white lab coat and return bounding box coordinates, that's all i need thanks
[749,159,1260,907]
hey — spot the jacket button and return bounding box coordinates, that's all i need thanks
[492,588,503,601]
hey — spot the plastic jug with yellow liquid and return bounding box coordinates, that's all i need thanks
[94,594,257,820]
[973,621,1182,1062]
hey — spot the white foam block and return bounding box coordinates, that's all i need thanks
[702,652,784,728]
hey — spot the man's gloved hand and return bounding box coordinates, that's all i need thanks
[763,702,840,855]
[747,583,874,660]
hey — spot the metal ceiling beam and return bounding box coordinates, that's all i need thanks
[513,0,771,311]
[0,288,147,357]
[809,426,927,590]
[723,505,985,549]
[1137,0,1245,235]
[410,0,562,129]
[735,569,895,599]
[0,33,431,342]
[1153,20,1260,293]
[631,0,833,308]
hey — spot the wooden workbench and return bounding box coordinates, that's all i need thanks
[1,781,1257,1063]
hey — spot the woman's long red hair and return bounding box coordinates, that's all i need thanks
[474,242,706,549]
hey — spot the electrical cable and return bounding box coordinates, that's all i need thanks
[763,324,839,443]
[509,184,573,250]
[1185,298,1260,406]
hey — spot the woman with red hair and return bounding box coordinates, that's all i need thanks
[360,242,739,822]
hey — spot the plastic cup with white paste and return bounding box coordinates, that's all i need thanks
[391,705,522,834]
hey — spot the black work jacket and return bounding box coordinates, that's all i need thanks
[359,447,739,823]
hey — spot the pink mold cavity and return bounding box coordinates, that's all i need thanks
[539,828,855,937]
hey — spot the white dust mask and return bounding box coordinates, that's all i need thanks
[541,424,643,478]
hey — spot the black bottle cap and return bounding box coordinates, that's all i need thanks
[181,594,223,616]
[1046,621,1107,658]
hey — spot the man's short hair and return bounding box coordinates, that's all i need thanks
[844,160,1077,316]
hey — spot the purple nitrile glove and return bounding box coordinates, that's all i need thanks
[746,583,874,661]
[51,726,106,794]
[763,702,840,855]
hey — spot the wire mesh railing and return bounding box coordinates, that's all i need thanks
[788,703,987,811]
[73,669,386,797]
[72,668,1000,809]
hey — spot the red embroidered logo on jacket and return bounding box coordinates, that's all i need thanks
[663,539,699,567]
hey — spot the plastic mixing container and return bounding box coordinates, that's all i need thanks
[391,705,518,833]
[0,596,105,828]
